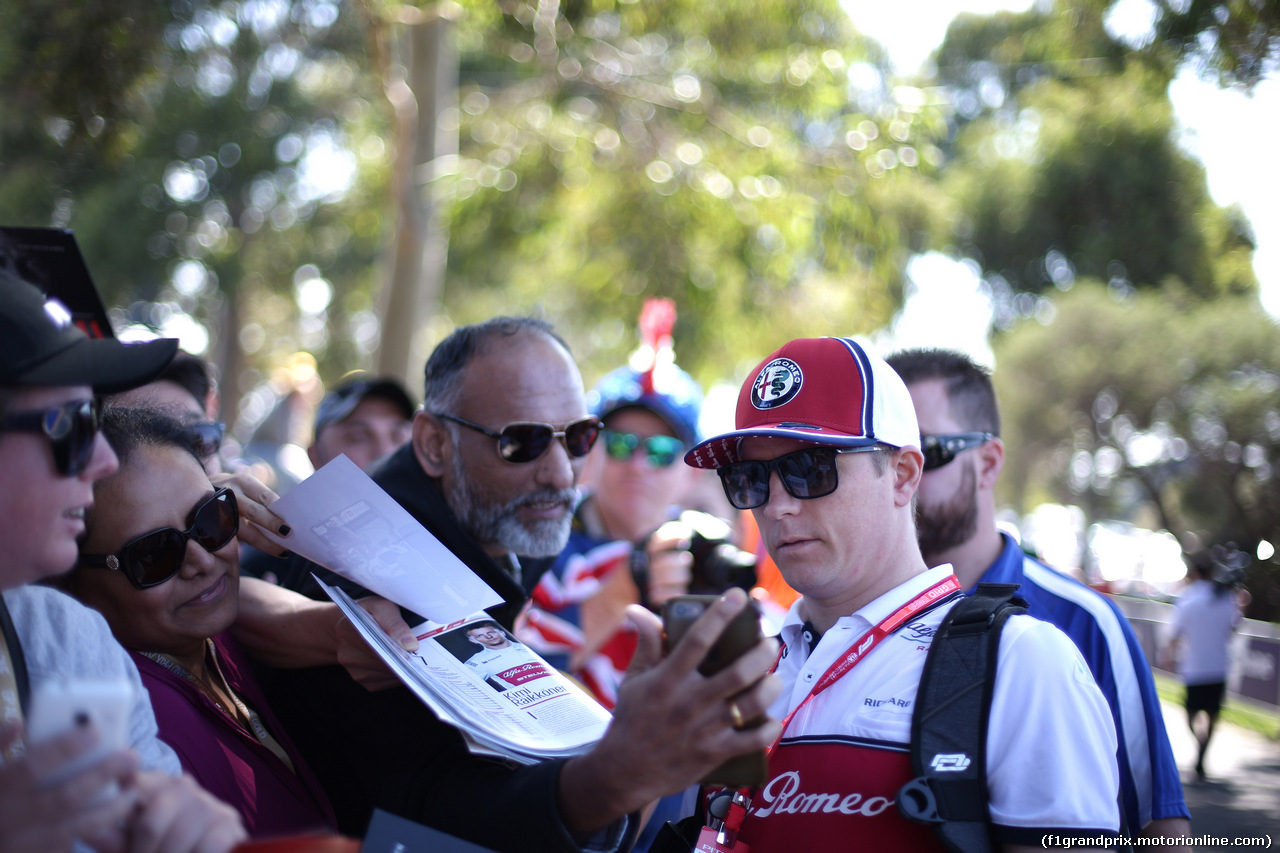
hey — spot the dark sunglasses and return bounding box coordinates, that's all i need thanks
[436,413,602,463]
[718,445,880,510]
[0,398,102,477]
[78,488,239,589]
[921,432,996,471]
[602,429,684,468]
[185,421,225,459]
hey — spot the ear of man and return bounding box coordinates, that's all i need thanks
[413,411,451,478]
[890,446,925,508]
[975,437,1005,491]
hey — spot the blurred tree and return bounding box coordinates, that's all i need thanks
[437,0,951,385]
[929,1,1257,323]
[1146,0,1280,90]
[0,0,948,423]
[0,0,392,441]
[994,281,1280,619]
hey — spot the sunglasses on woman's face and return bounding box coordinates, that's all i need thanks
[602,429,684,468]
[920,432,995,472]
[435,412,602,463]
[717,445,880,510]
[78,488,239,589]
[0,398,101,477]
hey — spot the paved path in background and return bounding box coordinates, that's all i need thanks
[1159,698,1280,849]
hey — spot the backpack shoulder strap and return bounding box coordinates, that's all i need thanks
[897,582,1027,853]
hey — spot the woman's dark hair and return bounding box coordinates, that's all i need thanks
[100,405,203,468]
[57,406,204,594]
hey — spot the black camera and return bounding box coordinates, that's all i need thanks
[631,510,757,610]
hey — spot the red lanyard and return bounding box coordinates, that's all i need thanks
[768,573,962,753]
[708,573,963,850]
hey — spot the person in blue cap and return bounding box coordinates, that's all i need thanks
[518,339,710,708]
[307,373,415,473]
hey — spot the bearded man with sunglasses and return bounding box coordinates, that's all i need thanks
[252,316,782,853]
[886,348,1191,848]
[680,336,1121,852]
[0,274,246,853]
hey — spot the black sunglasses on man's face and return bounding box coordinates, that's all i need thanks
[718,445,881,510]
[920,432,996,472]
[435,412,602,463]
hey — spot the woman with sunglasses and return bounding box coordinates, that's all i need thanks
[58,406,337,838]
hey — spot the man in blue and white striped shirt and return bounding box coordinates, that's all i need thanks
[888,348,1192,850]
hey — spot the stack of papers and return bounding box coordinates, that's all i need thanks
[268,456,612,763]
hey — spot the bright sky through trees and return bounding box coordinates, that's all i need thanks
[843,0,1280,362]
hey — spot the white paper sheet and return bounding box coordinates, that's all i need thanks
[263,455,502,622]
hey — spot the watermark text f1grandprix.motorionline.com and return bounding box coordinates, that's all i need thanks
[1042,835,1272,849]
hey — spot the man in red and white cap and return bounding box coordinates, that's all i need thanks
[682,336,1121,852]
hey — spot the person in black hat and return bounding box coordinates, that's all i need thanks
[308,373,415,472]
[0,272,246,852]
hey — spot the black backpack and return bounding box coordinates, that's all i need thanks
[896,582,1027,853]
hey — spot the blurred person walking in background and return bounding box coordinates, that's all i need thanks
[1163,547,1245,781]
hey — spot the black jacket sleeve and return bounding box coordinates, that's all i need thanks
[258,662,602,852]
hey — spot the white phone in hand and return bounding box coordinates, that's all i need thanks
[26,679,134,793]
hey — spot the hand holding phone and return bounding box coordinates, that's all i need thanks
[662,594,770,787]
[26,679,134,795]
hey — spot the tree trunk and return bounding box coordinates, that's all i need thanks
[375,10,458,394]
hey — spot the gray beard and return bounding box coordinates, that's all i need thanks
[917,459,980,565]
[445,450,575,558]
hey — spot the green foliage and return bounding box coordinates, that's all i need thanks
[439,0,950,385]
[932,3,1258,319]
[1149,0,1280,90]
[994,282,1280,618]
[935,1,1128,114]
[0,0,392,417]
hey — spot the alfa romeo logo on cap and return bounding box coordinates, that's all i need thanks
[752,357,802,409]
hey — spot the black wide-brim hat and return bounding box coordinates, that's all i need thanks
[1,271,178,394]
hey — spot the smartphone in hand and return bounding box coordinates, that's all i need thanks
[26,679,133,796]
[662,594,769,787]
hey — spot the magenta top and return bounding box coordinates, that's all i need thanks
[132,631,337,837]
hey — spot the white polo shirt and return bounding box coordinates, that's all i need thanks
[770,566,1120,840]
[1171,579,1241,685]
